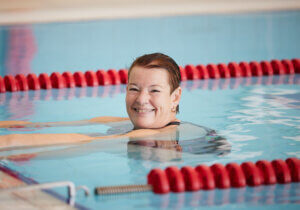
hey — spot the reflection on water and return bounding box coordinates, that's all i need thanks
[0,121,231,163]
[216,76,300,162]
[228,86,300,141]
[127,133,230,162]
[231,87,299,125]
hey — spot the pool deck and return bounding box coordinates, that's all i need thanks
[0,169,76,209]
[0,0,300,25]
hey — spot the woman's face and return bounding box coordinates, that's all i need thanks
[126,65,181,129]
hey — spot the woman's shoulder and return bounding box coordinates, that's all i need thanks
[177,121,215,139]
[177,122,231,156]
[106,120,134,135]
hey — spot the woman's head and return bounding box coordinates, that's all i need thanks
[126,53,182,129]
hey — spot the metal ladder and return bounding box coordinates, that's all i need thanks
[0,181,90,206]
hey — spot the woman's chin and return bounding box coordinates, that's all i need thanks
[134,123,153,129]
[133,119,155,129]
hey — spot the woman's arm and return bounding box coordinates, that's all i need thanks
[89,116,129,125]
[0,116,130,128]
[0,127,136,149]
[0,129,157,149]
[0,121,31,128]
[0,121,175,149]
[0,133,96,149]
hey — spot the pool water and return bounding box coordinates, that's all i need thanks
[0,10,300,210]
[0,75,299,209]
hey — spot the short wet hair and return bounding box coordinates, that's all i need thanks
[128,53,181,113]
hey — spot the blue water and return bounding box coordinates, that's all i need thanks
[0,75,299,209]
[0,10,300,210]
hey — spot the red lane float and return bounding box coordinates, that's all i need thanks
[239,62,252,77]
[27,73,40,90]
[181,166,201,191]
[271,60,286,75]
[118,69,128,84]
[0,58,299,93]
[179,66,187,81]
[165,166,185,193]
[211,163,230,189]
[15,74,29,91]
[85,71,98,87]
[256,160,276,185]
[196,65,210,79]
[185,65,200,80]
[147,169,170,194]
[0,76,6,93]
[286,157,300,182]
[225,163,246,188]
[241,162,262,186]
[217,63,231,78]
[74,72,87,87]
[4,75,18,92]
[62,72,75,88]
[228,62,242,77]
[271,159,291,184]
[250,61,263,77]
[38,73,52,89]
[207,64,220,79]
[146,158,299,194]
[282,59,295,74]
[107,69,121,85]
[292,58,300,73]
[261,61,274,76]
[50,72,66,89]
[96,70,112,86]
[195,165,215,190]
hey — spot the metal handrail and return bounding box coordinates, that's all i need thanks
[0,181,90,206]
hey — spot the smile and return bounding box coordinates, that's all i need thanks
[133,108,155,113]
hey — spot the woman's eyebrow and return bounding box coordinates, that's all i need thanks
[128,83,138,86]
[128,83,164,88]
[150,85,164,88]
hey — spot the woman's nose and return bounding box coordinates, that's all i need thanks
[136,90,150,104]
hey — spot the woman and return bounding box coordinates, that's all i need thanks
[0,53,229,158]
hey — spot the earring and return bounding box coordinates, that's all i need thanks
[171,106,176,112]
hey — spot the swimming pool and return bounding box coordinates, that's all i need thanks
[0,10,300,210]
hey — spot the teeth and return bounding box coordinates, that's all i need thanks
[133,108,154,113]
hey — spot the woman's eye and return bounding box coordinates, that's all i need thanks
[151,89,160,93]
[129,88,138,91]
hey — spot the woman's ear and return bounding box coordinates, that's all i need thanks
[171,87,182,106]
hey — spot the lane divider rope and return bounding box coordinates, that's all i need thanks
[1,74,297,106]
[0,59,299,93]
[94,157,300,195]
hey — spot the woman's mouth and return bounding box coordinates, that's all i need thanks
[133,108,155,113]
